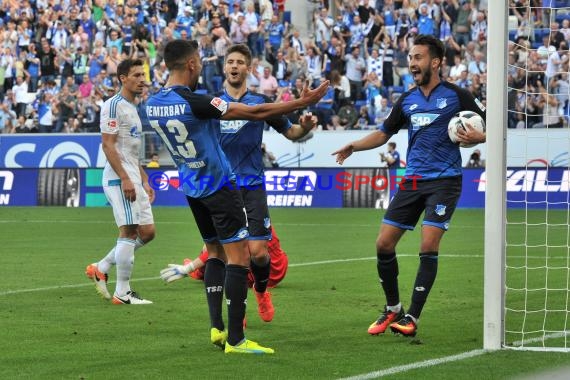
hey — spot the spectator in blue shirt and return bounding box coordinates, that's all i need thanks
[176,6,195,36]
[417,4,435,36]
[266,14,284,53]
[25,43,40,92]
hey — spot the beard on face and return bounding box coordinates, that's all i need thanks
[414,65,433,86]
[227,77,244,88]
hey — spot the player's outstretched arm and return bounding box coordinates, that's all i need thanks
[221,80,330,121]
[332,130,391,165]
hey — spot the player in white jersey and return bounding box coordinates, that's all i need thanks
[85,59,156,305]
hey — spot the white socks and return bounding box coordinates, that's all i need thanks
[114,238,136,297]
[97,248,116,274]
[97,237,145,273]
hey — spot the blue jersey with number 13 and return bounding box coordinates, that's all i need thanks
[146,86,234,198]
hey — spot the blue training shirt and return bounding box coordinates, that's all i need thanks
[216,90,291,186]
[146,86,234,198]
[381,81,486,180]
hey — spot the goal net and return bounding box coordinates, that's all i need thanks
[487,0,570,352]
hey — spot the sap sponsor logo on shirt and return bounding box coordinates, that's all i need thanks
[220,120,248,133]
[477,170,570,192]
[410,113,439,130]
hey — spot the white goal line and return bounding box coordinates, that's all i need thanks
[337,332,570,380]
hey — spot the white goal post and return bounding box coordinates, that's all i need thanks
[484,0,508,351]
[485,1,570,352]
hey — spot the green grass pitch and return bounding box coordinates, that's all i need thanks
[1,207,569,379]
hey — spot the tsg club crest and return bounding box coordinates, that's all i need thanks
[435,204,446,216]
[436,98,447,109]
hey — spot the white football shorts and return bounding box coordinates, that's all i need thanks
[103,183,154,227]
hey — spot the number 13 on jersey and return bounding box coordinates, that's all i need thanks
[149,119,197,159]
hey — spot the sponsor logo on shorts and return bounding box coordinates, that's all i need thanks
[108,120,117,129]
[237,229,249,239]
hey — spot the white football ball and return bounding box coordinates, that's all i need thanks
[448,110,486,148]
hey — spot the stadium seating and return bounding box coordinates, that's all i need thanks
[555,12,570,24]
[534,28,550,42]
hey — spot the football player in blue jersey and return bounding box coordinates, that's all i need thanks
[147,39,328,354]
[333,34,486,337]
[159,44,317,324]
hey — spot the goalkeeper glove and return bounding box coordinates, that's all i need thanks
[160,262,194,283]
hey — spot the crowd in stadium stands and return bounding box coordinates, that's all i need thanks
[0,0,567,134]
[508,1,570,129]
